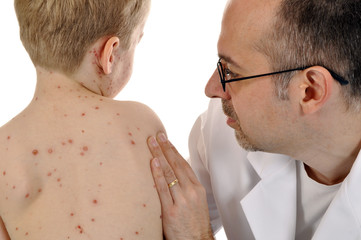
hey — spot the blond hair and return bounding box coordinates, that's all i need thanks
[15,0,150,75]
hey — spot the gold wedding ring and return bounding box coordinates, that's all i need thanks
[168,179,179,188]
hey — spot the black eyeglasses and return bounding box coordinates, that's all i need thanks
[217,58,349,92]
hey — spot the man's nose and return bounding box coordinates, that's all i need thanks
[205,69,231,99]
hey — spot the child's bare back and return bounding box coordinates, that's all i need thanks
[0,0,163,239]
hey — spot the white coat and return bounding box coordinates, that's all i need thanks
[188,98,361,240]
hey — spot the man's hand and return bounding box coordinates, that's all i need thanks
[148,132,214,240]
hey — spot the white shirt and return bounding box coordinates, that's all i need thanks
[296,161,340,239]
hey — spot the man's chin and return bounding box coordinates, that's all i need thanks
[234,130,262,152]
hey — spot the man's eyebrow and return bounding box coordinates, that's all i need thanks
[218,54,243,70]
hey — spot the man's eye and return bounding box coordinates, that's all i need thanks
[225,68,238,79]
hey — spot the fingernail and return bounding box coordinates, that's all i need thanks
[153,158,160,168]
[150,136,158,147]
[158,133,167,142]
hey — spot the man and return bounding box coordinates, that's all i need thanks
[147,0,361,239]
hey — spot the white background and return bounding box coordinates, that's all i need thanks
[0,1,227,239]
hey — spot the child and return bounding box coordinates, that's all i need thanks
[0,0,165,239]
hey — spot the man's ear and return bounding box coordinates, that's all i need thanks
[298,66,333,114]
[100,36,120,75]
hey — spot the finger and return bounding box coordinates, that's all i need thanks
[148,137,182,196]
[150,158,174,208]
[156,133,199,185]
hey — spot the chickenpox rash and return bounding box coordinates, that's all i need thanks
[143,204,147,208]
[77,225,84,234]
[68,139,73,144]
[93,199,98,204]
[131,140,136,145]
[32,149,39,155]
[95,106,100,110]
[47,172,52,177]
[48,148,53,154]
[70,213,74,217]
[81,113,86,117]
[38,188,42,193]
[83,146,89,151]
[128,132,133,136]
[7,136,10,140]
[91,218,95,222]
[25,193,30,198]
[2,171,5,176]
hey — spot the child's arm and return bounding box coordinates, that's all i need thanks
[0,217,10,240]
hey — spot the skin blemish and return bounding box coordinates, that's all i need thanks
[93,199,98,204]
[16,227,19,231]
[91,218,95,222]
[12,186,16,189]
[25,232,29,236]
[38,188,42,193]
[137,127,141,131]
[2,171,6,176]
[135,231,139,235]
[81,113,86,117]
[131,140,136,145]
[99,162,103,166]
[70,213,74,217]
[116,113,120,116]
[80,152,85,156]
[48,148,53,154]
[47,172,52,177]
[57,178,61,182]
[64,114,68,117]
[95,106,99,110]
[57,86,61,89]
[83,146,88,151]
[77,225,84,234]
[7,136,10,140]
[81,130,85,133]
[25,193,30,198]
[32,149,39,156]
[99,99,104,102]
[128,132,133,136]
[143,204,147,208]
[68,139,73,144]
[62,142,66,146]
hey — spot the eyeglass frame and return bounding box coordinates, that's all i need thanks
[217,58,349,92]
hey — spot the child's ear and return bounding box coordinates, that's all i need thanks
[100,37,120,75]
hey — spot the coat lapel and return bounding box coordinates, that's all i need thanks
[241,152,297,240]
[312,152,361,239]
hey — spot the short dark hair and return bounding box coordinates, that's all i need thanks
[258,0,361,110]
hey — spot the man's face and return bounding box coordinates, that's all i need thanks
[205,0,294,153]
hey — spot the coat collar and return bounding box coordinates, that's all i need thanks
[241,152,297,240]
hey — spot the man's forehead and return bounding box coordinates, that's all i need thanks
[218,0,280,63]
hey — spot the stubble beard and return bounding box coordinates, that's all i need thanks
[222,99,263,152]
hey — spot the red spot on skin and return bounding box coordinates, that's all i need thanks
[81,113,86,117]
[137,127,141,131]
[135,232,139,235]
[12,186,16,189]
[82,130,85,133]
[7,136,10,140]
[80,152,85,156]
[62,142,66,146]
[99,99,103,102]
[68,139,73,144]
[131,140,136,145]
[57,178,61,182]
[91,218,95,222]
[59,184,63,188]
[143,204,146,208]
[95,106,99,110]
[160,214,162,219]
[64,114,68,117]
[25,232,29,236]
[48,148,53,154]
[16,227,19,231]
[83,146,88,151]
[54,168,57,172]
[99,162,103,166]
[35,97,38,101]
[77,225,84,234]
[2,171,5,176]
[57,86,61,89]
[116,113,120,116]
[38,188,42,193]
[25,193,30,198]
[32,149,39,155]
[70,213,74,217]
[47,172,52,177]
[93,199,98,204]
[128,132,133,136]
[98,184,102,187]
